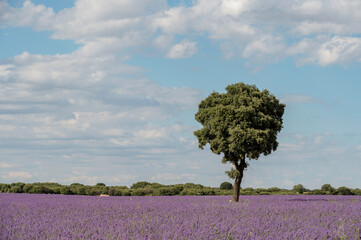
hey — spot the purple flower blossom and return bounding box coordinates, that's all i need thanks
[0,194,360,239]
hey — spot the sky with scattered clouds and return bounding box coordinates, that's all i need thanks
[0,0,360,189]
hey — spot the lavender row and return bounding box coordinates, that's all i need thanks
[1,193,360,239]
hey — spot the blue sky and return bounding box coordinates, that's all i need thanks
[0,0,360,189]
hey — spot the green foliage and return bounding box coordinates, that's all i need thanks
[149,183,164,189]
[105,186,127,196]
[11,182,25,188]
[0,183,10,192]
[184,183,204,189]
[23,184,33,193]
[353,189,361,196]
[121,189,131,196]
[52,187,61,194]
[310,189,325,195]
[29,185,45,194]
[193,83,285,201]
[214,189,233,195]
[101,187,109,195]
[268,187,281,192]
[0,181,359,196]
[131,181,151,189]
[320,184,335,194]
[336,186,353,195]
[60,186,72,195]
[194,82,285,162]
[10,186,23,193]
[220,182,233,190]
[9,183,25,193]
[293,184,307,194]
[225,168,241,179]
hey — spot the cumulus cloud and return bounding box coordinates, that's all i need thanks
[1,0,361,186]
[0,50,201,140]
[166,40,197,59]
[288,36,361,66]
[0,45,201,185]
[151,0,361,65]
[2,0,361,65]
[0,162,14,168]
[4,171,32,180]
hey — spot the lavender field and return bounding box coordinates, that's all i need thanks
[1,193,360,239]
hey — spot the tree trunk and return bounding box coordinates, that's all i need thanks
[232,158,246,202]
[232,170,243,202]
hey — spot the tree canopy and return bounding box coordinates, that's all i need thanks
[194,82,285,201]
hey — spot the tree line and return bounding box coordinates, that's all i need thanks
[1,181,360,196]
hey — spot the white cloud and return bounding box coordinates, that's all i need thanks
[2,0,361,65]
[166,40,197,59]
[243,35,286,65]
[152,0,361,65]
[288,36,361,66]
[1,0,361,187]
[0,162,14,168]
[293,1,323,15]
[317,36,361,66]
[0,48,201,185]
[0,64,14,78]
[4,171,32,180]
[292,22,345,36]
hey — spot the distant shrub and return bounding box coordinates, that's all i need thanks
[108,187,115,196]
[132,189,146,196]
[154,188,172,196]
[11,182,25,188]
[180,189,200,196]
[60,186,72,195]
[353,189,361,196]
[10,186,23,193]
[311,189,325,195]
[149,183,164,189]
[42,186,54,194]
[293,184,307,194]
[23,184,33,193]
[113,189,123,196]
[336,186,353,195]
[101,187,109,195]
[0,184,10,192]
[240,191,256,195]
[214,189,233,195]
[220,182,233,190]
[154,186,184,196]
[29,186,45,194]
[131,181,151,189]
[121,189,131,196]
[184,183,204,189]
[268,187,281,192]
[1,181,359,197]
[200,188,215,195]
[52,187,61,194]
[321,184,335,194]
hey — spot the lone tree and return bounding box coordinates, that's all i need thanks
[194,83,285,202]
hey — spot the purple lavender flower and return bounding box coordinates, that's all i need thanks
[0,194,360,239]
